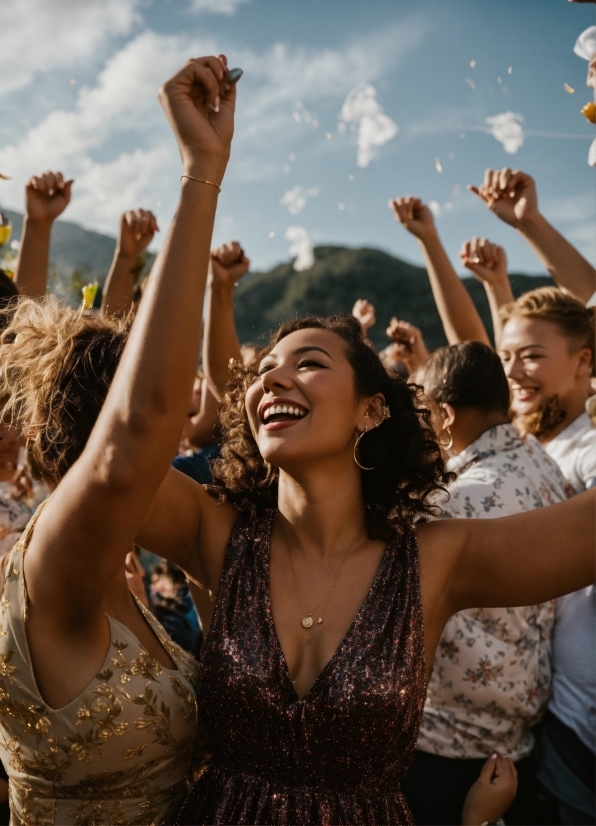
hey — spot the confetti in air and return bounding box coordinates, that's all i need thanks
[507,66,512,74]
[574,26,596,62]
[485,112,525,154]
[470,59,476,68]
[286,226,314,271]
[588,138,596,168]
[466,78,476,89]
[339,83,398,168]
[338,202,345,211]
[564,84,575,94]
[268,231,275,238]
[428,200,441,217]
[435,157,443,173]
[279,186,320,215]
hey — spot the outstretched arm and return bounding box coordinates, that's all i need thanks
[426,490,596,616]
[101,209,158,317]
[469,168,596,304]
[204,240,248,400]
[459,237,514,347]
[352,299,377,339]
[386,317,430,375]
[27,56,236,624]
[389,197,491,346]
[14,171,73,298]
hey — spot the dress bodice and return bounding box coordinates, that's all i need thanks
[176,506,426,826]
[0,508,198,825]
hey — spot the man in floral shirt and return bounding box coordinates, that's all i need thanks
[402,342,569,826]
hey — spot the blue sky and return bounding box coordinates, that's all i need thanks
[1,0,594,275]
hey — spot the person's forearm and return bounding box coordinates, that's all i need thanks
[483,278,514,347]
[419,235,491,346]
[87,167,224,496]
[14,217,52,298]
[517,213,596,304]
[204,280,242,401]
[101,251,137,317]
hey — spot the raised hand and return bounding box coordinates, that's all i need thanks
[352,299,376,334]
[389,196,437,240]
[459,237,508,286]
[117,209,159,261]
[468,168,539,228]
[210,241,250,287]
[158,55,236,181]
[462,754,518,826]
[386,317,430,374]
[24,171,74,224]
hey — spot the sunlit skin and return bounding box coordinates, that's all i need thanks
[499,316,592,440]
[245,328,390,697]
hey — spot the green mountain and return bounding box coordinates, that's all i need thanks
[234,245,553,350]
[1,211,552,345]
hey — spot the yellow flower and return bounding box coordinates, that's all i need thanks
[81,281,99,310]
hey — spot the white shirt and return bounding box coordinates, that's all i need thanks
[543,411,596,493]
[418,424,569,760]
[543,411,596,752]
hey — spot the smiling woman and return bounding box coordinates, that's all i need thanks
[211,315,452,539]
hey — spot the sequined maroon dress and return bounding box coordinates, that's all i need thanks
[175,507,426,825]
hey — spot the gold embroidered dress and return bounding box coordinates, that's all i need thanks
[0,511,198,825]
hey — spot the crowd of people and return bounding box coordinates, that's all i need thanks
[0,41,592,826]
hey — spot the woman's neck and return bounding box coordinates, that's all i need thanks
[540,391,588,444]
[277,460,366,560]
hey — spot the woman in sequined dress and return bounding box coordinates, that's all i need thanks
[0,56,236,824]
[132,297,593,824]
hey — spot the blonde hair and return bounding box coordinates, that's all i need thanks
[500,287,595,366]
[0,296,129,486]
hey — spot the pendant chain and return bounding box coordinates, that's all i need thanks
[280,520,364,643]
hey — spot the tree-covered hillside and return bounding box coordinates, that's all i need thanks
[234,245,553,351]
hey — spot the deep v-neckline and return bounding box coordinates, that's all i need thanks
[262,512,390,703]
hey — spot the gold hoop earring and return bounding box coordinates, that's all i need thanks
[354,428,377,471]
[442,427,453,452]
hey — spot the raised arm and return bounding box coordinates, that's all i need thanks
[459,237,514,346]
[26,56,235,622]
[389,196,491,346]
[14,171,73,298]
[469,168,596,304]
[386,317,430,375]
[352,299,377,340]
[203,240,248,400]
[101,209,158,317]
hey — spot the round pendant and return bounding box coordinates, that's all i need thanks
[301,616,314,629]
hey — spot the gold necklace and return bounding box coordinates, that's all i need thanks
[280,521,364,643]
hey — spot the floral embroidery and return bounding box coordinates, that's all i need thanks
[419,425,568,760]
[0,509,198,824]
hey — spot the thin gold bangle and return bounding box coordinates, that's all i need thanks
[180,174,221,193]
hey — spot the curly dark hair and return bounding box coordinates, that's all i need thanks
[211,315,454,539]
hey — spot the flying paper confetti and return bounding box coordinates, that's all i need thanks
[338,202,345,211]
[279,186,320,215]
[81,281,99,310]
[486,112,525,154]
[470,59,476,68]
[588,138,596,168]
[574,26,596,61]
[564,84,575,94]
[428,200,442,217]
[466,78,476,89]
[286,226,314,271]
[268,231,275,238]
[507,66,512,74]
[435,157,443,173]
[339,83,398,168]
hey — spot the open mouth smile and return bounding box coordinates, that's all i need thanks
[259,398,309,430]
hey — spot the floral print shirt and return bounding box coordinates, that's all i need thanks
[418,424,569,760]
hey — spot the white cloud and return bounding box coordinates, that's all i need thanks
[189,0,251,13]
[279,185,320,215]
[485,112,524,154]
[286,226,314,271]
[0,0,140,94]
[339,83,398,167]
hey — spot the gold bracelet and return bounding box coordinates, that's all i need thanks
[180,174,221,193]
